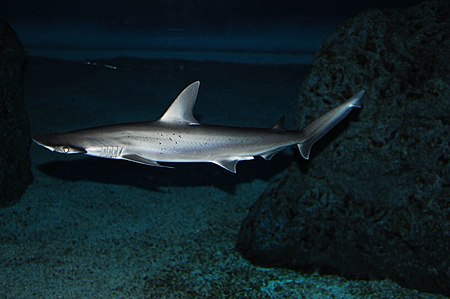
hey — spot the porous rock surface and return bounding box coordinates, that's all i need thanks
[0,21,32,207]
[237,1,450,296]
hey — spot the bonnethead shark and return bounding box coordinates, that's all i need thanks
[33,82,363,173]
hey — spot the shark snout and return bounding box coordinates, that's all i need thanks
[33,134,56,151]
[33,134,87,154]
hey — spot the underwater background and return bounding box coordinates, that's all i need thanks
[1,0,449,298]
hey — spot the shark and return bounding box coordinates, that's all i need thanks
[33,81,363,173]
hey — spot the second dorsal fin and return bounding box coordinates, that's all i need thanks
[271,116,286,130]
[159,81,201,125]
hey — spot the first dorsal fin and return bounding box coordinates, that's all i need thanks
[159,81,201,125]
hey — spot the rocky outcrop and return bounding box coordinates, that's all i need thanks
[0,21,32,207]
[237,1,450,296]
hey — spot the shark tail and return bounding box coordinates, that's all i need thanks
[297,90,364,159]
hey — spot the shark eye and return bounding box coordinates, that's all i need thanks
[55,145,86,154]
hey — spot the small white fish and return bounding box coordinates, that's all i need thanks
[83,61,118,70]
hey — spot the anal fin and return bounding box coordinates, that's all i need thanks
[122,154,173,169]
[260,147,286,160]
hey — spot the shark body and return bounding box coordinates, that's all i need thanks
[33,82,363,173]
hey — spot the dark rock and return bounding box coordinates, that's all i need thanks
[237,1,450,296]
[0,21,32,207]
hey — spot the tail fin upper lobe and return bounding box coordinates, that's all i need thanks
[298,90,364,159]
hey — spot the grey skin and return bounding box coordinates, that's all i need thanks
[33,81,363,173]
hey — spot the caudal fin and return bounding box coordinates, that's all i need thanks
[298,90,364,159]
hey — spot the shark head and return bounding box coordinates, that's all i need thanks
[33,133,87,154]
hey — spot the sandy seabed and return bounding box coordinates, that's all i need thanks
[0,57,443,298]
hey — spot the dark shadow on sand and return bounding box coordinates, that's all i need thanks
[37,153,293,193]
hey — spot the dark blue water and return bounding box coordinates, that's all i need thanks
[0,1,439,298]
[2,0,423,64]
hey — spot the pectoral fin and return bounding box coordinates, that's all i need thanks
[122,154,173,168]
